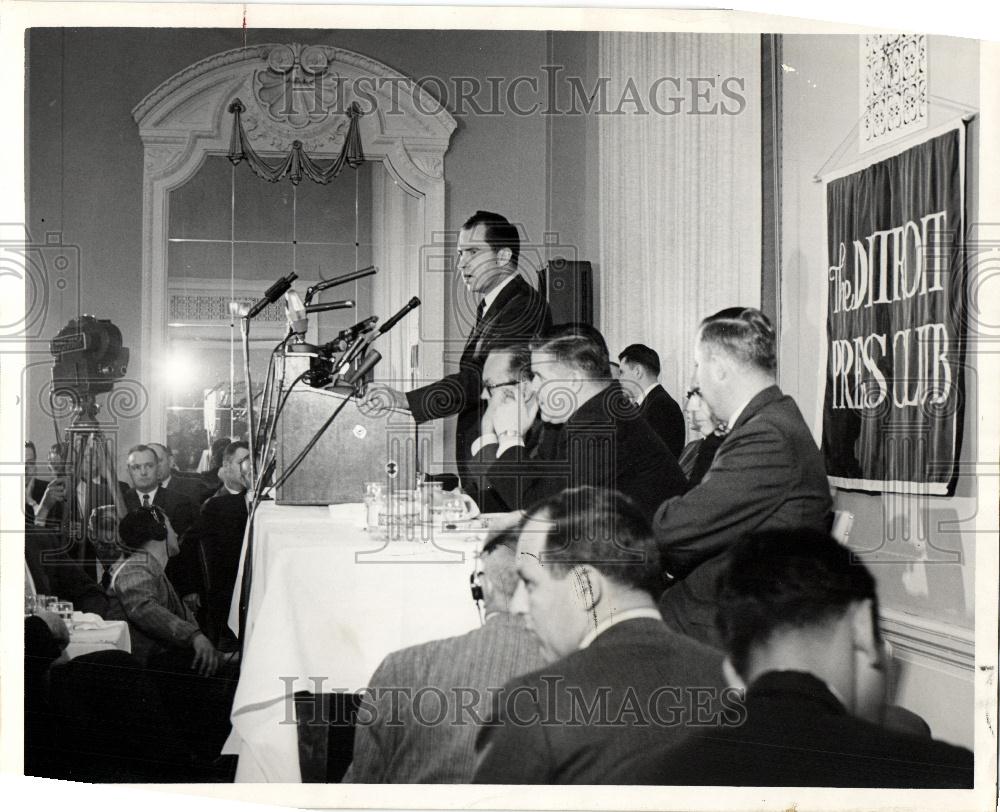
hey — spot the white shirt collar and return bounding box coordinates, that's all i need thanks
[578,607,663,649]
[225,485,243,496]
[161,475,172,489]
[635,381,659,405]
[725,394,756,432]
[481,273,518,317]
[137,486,159,505]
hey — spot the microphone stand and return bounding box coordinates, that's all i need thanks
[240,314,257,487]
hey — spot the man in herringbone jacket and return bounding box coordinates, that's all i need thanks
[343,522,545,783]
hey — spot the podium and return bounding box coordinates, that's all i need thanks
[273,355,427,506]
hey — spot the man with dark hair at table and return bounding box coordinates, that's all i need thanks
[344,521,545,783]
[653,307,832,647]
[615,528,973,787]
[618,343,686,457]
[369,210,552,503]
[473,487,726,785]
[484,329,688,522]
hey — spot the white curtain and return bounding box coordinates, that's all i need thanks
[371,164,423,389]
[599,33,762,403]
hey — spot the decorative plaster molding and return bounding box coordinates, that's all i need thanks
[880,607,974,673]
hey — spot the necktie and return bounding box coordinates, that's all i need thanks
[142,493,151,508]
[101,569,112,591]
[475,299,486,325]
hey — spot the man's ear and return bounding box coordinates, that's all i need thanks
[495,247,512,267]
[721,657,746,691]
[850,598,880,665]
[572,566,602,612]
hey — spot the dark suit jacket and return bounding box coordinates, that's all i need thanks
[406,274,552,496]
[473,618,726,784]
[344,613,546,784]
[639,384,686,458]
[164,472,212,505]
[487,385,688,522]
[124,486,197,536]
[654,386,832,646]
[191,492,248,613]
[615,671,973,788]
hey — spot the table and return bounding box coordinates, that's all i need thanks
[65,619,131,660]
[223,502,485,782]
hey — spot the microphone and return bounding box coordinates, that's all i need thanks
[342,350,382,388]
[284,289,308,336]
[320,316,379,355]
[305,265,378,303]
[305,300,355,314]
[376,296,421,336]
[339,297,420,370]
[247,272,298,319]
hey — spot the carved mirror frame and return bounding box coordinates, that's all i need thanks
[133,43,456,451]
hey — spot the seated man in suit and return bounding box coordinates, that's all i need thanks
[653,307,832,647]
[483,330,688,522]
[112,507,236,763]
[616,528,974,788]
[617,343,686,457]
[473,487,726,785]
[677,386,728,487]
[24,440,50,525]
[344,522,546,783]
[184,441,250,644]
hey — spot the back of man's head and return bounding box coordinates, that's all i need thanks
[618,344,661,377]
[698,307,776,374]
[528,486,663,598]
[118,507,168,553]
[716,527,878,679]
[531,327,611,381]
[223,440,249,464]
[462,210,520,269]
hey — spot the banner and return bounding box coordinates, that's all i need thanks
[821,126,966,495]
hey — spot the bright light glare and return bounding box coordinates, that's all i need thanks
[162,350,196,392]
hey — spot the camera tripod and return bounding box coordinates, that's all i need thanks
[58,393,127,552]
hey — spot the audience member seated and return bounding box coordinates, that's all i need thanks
[24,609,70,778]
[344,521,545,783]
[184,441,250,645]
[481,330,688,522]
[614,528,974,788]
[25,523,120,618]
[124,445,198,534]
[24,440,50,525]
[653,308,832,647]
[111,507,237,763]
[676,386,728,487]
[617,343,686,457]
[473,487,725,784]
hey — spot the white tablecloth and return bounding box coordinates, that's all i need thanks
[65,619,131,660]
[224,502,484,782]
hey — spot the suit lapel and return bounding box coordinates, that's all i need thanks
[463,275,527,361]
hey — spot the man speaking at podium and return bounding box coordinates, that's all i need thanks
[372,211,552,503]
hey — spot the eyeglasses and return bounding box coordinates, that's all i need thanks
[142,505,167,525]
[685,387,702,401]
[484,380,520,397]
